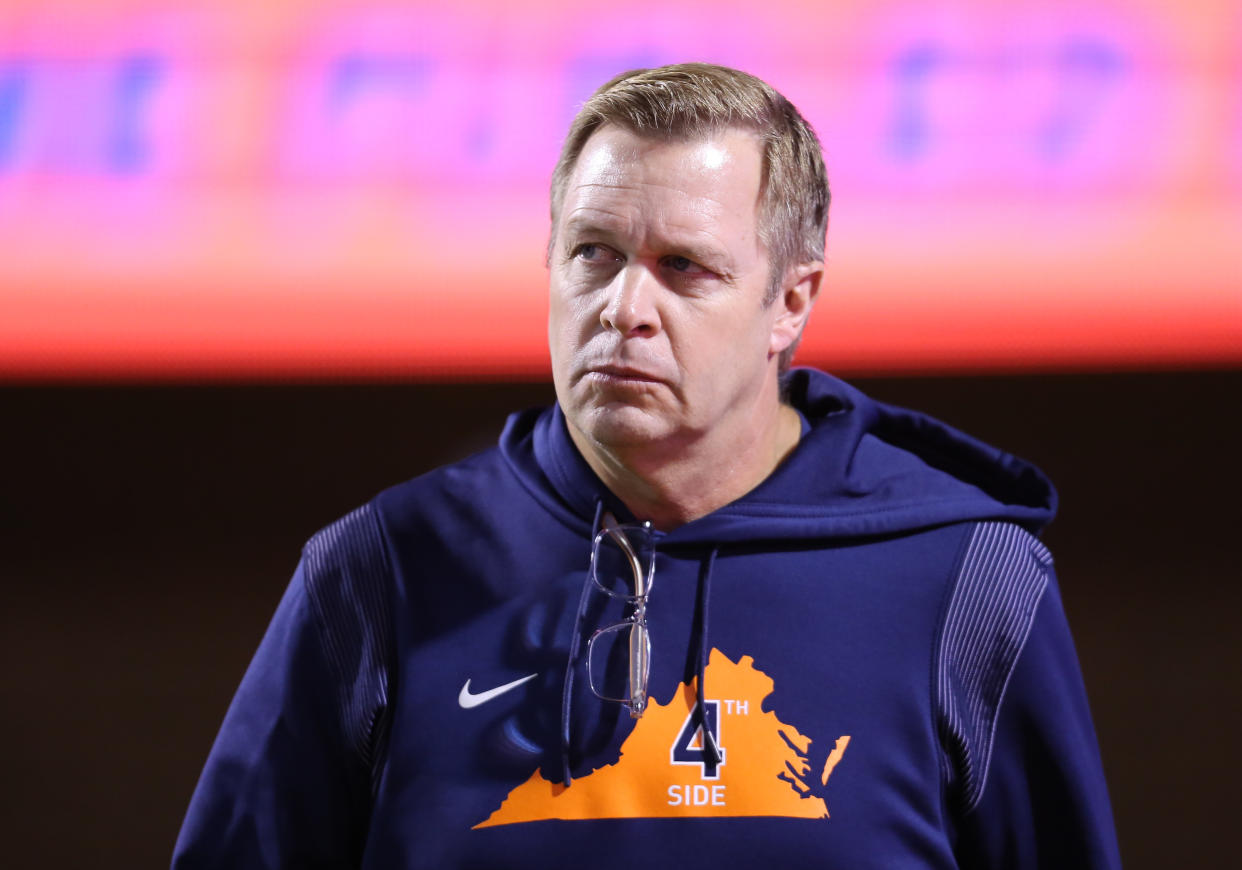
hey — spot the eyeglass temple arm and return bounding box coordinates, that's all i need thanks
[601,514,647,597]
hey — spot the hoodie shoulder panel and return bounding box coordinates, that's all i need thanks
[935,520,1052,813]
[301,502,395,796]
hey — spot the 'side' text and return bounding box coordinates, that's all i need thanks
[667,783,727,807]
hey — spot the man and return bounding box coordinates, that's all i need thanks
[174,64,1121,868]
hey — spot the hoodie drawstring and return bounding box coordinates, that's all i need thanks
[694,547,721,769]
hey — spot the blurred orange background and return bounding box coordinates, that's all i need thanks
[1,0,1238,380]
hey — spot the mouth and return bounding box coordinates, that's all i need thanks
[585,365,665,386]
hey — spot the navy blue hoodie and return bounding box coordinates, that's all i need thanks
[173,369,1121,868]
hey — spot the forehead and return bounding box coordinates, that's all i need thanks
[561,126,765,243]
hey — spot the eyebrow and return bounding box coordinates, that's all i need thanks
[561,215,620,239]
[560,214,627,245]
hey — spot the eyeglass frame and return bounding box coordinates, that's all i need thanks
[585,517,655,718]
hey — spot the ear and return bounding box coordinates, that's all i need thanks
[768,261,823,357]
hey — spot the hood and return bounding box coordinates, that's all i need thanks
[499,368,1056,546]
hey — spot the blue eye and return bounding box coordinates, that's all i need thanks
[664,255,713,277]
[573,243,618,263]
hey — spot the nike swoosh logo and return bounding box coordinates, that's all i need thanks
[458,673,538,709]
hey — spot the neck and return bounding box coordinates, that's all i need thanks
[567,396,803,531]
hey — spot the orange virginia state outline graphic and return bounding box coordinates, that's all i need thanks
[475,649,851,827]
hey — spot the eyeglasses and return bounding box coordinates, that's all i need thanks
[586,517,656,718]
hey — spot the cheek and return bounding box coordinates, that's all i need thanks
[685,308,772,382]
[548,287,596,367]
[553,287,604,340]
[548,276,576,329]
[548,287,573,362]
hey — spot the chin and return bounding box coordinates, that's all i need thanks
[572,402,678,450]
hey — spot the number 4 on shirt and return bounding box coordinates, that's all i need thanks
[670,700,725,779]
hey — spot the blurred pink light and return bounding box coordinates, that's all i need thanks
[0,0,1238,380]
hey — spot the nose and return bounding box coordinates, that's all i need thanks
[600,265,661,337]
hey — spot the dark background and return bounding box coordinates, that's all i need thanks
[3,370,1239,867]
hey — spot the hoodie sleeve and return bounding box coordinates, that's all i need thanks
[172,504,393,869]
[937,522,1121,869]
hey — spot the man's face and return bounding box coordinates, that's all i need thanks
[549,125,791,455]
